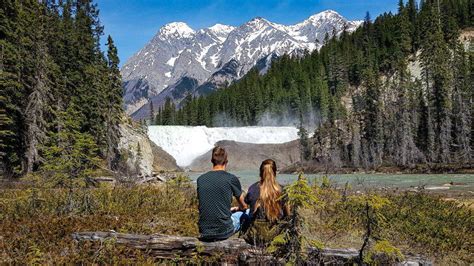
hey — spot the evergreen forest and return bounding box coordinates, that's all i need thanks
[153,0,473,169]
[1,0,124,178]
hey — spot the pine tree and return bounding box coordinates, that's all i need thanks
[23,1,58,174]
[420,2,453,163]
[394,68,421,166]
[361,68,383,168]
[105,35,123,170]
[42,103,100,188]
[0,0,24,177]
[451,41,472,163]
[0,96,13,166]
[298,125,311,161]
[0,0,127,180]
[71,0,108,153]
[407,0,419,51]
[396,0,413,61]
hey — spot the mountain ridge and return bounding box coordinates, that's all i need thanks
[121,10,363,119]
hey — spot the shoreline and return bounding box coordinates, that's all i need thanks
[279,162,474,175]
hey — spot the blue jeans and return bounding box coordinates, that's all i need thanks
[231,209,251,232]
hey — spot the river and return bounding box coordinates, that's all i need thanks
[188,171,474,192]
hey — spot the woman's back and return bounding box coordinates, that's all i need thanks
[241,159,290,246]
[245,181,287,221]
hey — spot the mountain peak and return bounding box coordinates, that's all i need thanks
[244,16,272,30]
[159,22,195,38]
[248,16,270,24]
[208,23,235,34]
[307,10,342,22]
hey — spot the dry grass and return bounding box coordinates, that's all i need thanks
[0,176,472,264]
[0,179,198,264]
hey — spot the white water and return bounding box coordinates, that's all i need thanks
[148,126,299,167]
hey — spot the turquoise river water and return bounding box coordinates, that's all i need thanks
[188,171,474,192]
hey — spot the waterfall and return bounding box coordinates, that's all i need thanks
[148,126,299,167]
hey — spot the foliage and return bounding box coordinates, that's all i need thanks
[349,193,391,262]
[298,125,312,161]
[269,173,319,263]
[0,0,123,178]
[41,104,101,188]
[302,180,473,264]
[364,240,404,265]
[0,181,198,264]
[0,176,472,264]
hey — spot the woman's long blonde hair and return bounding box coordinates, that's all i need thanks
[255,159,282,222]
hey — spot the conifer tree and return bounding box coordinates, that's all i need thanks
[105,35,123,170]
[298,125,311,161]
[361,68,383,168]
[0,0,23,176]
[0,96,13,165]
[1,1,124,178]
[42,103,100,188]
[451,41,472,163]
[420,1,453,163]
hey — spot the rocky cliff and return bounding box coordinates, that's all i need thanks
[118,123,181,177]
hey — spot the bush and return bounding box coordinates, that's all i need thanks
[0,176,472,264]
[364,240,404,265]
[0,181,198,263]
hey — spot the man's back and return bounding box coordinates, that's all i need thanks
[197,170,242,240]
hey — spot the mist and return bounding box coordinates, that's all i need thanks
[212,106,323,132]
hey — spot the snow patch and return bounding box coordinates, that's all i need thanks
[198,44,214,70]
[166,56,178,66]
[160,22,195,38]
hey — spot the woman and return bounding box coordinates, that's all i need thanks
[243,159,290,246]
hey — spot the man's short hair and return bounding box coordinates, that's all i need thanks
[211,146,228,166]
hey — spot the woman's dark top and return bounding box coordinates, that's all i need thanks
[244,181,286,221]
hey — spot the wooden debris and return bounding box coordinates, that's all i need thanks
[72,231,432,265]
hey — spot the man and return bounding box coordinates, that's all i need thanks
[197,146,248,241]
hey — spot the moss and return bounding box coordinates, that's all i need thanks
[364,240,404,265]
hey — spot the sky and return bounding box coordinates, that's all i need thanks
[97,0,399,66]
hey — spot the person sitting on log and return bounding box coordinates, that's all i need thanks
[241,159,291,246]
[197,146,250,242]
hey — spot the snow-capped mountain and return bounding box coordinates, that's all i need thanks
[121,10,362,119]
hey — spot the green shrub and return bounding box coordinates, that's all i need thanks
[364,240,404,265]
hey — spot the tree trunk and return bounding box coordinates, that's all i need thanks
[72,231,432,265]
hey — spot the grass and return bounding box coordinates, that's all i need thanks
[0,178,198,264]
[0,176,472,264]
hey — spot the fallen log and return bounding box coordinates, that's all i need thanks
[72,231,250,261]
[72,231,432,265]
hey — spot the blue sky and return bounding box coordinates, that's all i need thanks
[98,0,399,65]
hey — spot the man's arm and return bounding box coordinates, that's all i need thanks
[230,175,247,211]
[230,193,248,212]
[237,193,248,211]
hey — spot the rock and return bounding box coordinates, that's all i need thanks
[118,123,181,178]
[150,141,181,172]
[188,140,300,171]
